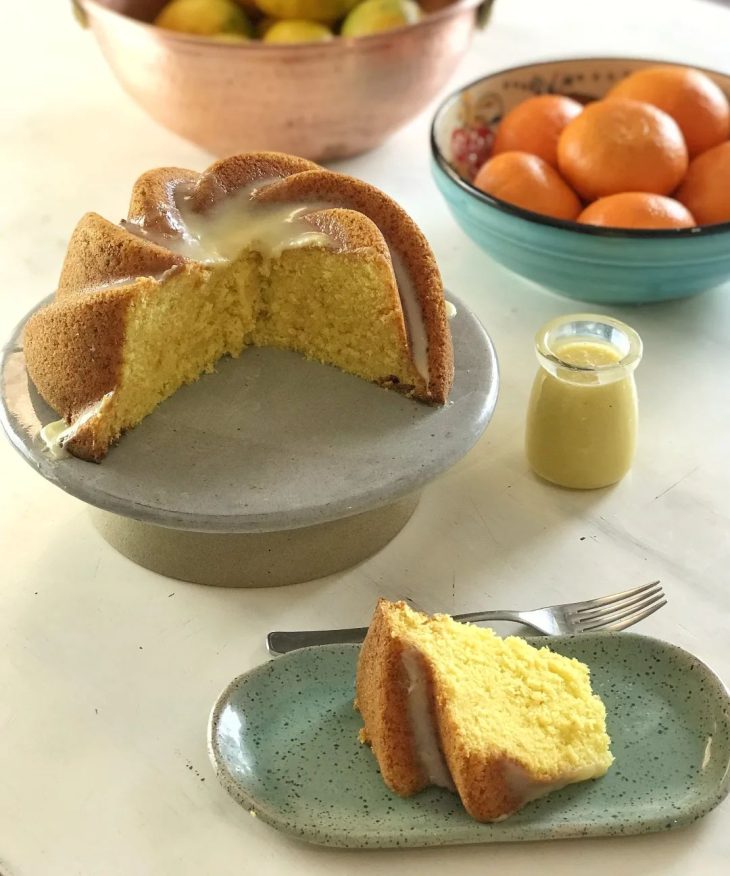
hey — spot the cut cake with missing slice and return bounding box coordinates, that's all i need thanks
[355,599,613,822]
[24,152,453,461]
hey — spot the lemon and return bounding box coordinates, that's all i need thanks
[263,19,333,42]
[255,0,359,26]
[155,0,253,37]
[340,0,422,37]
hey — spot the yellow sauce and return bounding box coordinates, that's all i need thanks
[525,339,638,489]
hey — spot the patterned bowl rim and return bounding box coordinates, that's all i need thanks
[430,56,730,240]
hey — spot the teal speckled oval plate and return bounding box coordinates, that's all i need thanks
[207,635,730,848]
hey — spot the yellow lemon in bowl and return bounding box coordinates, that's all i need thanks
[155,0,253,36]
[255,0,359,26]
[263,19,334,42]
[341,0,422,37]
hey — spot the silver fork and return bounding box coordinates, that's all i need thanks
[266,580,666,654]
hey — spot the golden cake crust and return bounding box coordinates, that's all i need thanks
[56,213,185,297]
[355,599,428,796]
[23,284,136,460]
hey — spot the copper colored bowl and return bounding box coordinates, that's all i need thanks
[76,0,488,161]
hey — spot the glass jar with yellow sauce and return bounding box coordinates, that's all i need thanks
[525,314,643,490]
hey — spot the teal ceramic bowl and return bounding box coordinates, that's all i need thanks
[430,57,730,305]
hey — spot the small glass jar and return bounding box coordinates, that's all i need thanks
[525,314,643,490]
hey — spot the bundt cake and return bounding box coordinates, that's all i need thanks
[355,600,613,822]
[24,152,454,461]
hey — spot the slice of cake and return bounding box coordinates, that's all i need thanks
[24,152,453,461]
[355,599,613,822]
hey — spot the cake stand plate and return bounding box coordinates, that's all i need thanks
[1,292,498,586]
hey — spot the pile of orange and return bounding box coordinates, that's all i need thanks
[471,65,730,230]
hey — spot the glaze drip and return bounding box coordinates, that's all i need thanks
[401,647,455,790]
[40,393,114,458]
[123,176,433,384]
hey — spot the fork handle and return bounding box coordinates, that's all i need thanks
[267,626,369,654]
[266,610,529,655]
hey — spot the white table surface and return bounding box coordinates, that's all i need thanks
[2,1,729,873]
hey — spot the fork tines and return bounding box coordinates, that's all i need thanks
[572,580,666,633]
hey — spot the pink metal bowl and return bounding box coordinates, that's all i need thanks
[76,0,488,161]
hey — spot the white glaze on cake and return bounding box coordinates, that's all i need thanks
[493,759,607,820]
[174,185,332,263]
[401,648,455,790]
[389,252,430,383]
[40,393,114,458]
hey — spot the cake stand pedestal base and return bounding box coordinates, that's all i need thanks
[2,291,498,589]
[89,492,420,588]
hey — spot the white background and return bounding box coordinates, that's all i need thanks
[1,0,729,873]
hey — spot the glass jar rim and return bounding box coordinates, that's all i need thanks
[535,313,643,374]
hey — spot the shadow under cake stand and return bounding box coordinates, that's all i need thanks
[1,292,498,587]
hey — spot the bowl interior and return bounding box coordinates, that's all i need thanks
[92,0,471,27]
[432,57,730,237]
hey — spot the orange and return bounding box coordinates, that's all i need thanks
[557,98,688,201]
[473,150,581,221]
[608,65,730,157]
[492,94,583,168]
[675,141,730,225]
[578,192,696,229]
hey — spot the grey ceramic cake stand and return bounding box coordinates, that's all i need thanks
[1,293,498,587]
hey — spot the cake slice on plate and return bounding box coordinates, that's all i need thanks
[355,599,613,822]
